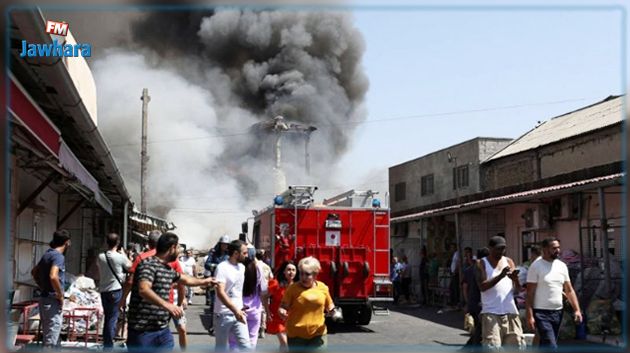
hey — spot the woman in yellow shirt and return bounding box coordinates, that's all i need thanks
[278,256,337,351]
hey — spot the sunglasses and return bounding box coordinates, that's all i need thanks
[301,271,318,277]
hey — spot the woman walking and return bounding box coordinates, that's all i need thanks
[279,256,338,352]
[229,246,268,350]
[266,261,297,351]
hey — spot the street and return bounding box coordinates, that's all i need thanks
[176,298,469,352]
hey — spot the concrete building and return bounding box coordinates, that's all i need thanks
[390,96,625,339]
[388,137,512,295]
[8,9,132,303]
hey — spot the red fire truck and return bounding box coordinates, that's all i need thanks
[249,186,392,325]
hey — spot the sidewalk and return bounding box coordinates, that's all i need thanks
[386,302,623,351]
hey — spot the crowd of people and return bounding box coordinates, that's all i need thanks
[31,230,339,352]
[390,235,583,352]
[31,226,583,352]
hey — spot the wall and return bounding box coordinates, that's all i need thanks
[540,126,621,179]
[14,168,59,302]
[479,139,513,162]
[58,194,97,276]
[390,138,511,215]
[458,209,506,254]
[500,185,623,264]
[503,203,536,263]
[482,153,537,191]
[60,30,98,125]
[482,125,622,191]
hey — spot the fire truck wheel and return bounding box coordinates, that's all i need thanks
[356,305,372,325]
[363,261,370,277]
[330,262,337,276]
[341,306,358,324]
[342,262,350,277]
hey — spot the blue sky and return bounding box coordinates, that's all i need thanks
[335,6,623,197]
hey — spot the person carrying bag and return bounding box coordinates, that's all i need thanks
[97,233,132,350]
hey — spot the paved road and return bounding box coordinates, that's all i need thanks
[174,298,470,352]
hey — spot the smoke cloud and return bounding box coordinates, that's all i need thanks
[94,9,368,248]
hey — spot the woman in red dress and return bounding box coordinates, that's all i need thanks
[266,261,297,351]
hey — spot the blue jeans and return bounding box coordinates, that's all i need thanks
[534,309,563,350]
[100,289,122,348]
[39,296,63,347]
[214,313,251,352]
[127,327,173,352]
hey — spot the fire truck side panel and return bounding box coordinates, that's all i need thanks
[303,245,337,299]
[256,206,391,325]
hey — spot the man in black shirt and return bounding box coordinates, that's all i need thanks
[127,232,217,350]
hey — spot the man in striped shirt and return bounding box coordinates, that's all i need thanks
[126,232,217,350]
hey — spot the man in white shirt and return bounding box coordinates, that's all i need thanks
[180,249,197,304]
[526,237,582,351]
[213,240,251,352]
[96,233,132,350]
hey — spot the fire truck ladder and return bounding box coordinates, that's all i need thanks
[372,219,391,317]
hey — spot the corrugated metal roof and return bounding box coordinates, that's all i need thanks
[391,173,624,223]
[486,96,623,162]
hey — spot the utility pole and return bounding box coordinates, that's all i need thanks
[303,126,316,176]
[140,88,150,214]
[448,151,464,307]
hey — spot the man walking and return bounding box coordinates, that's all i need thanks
[475,236,525,350]
[400,256,413,303]
[214,240,252,352]
[126,232,217,350]
[256,249,273,339]
[461,247,489,349]
[97,233,131,350]
[449,243,461,307]
[120,230,189,349]
[390,257,403,305]
[526,237,582,350]
[31,230,71,348]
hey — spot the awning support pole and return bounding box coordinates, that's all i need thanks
[123,200,129,247]
[598,187,612,298]
[57,198,85,228]
[17,172,57,216]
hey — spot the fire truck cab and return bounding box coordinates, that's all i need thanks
[251,185,392,325]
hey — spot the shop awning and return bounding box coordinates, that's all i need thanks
[391,173,624,223]
[9,75,60,157]
[59,141,113,214]
[10,75,113,214]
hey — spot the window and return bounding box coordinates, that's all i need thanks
[452,165,469,189]
[421,174,434,196]
[394,182,406,202]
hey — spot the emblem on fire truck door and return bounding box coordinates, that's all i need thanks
[325,230,340,246]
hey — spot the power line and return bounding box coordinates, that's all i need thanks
[107,97,591,148]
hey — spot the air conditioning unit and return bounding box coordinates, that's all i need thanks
[522,205,550,230]
[550,194,580,220]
